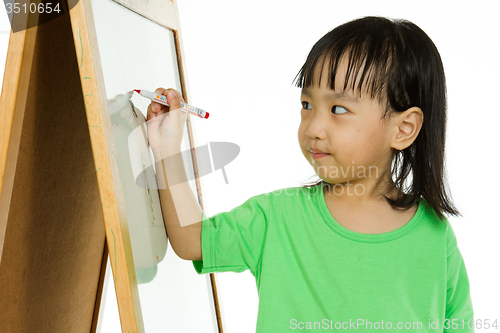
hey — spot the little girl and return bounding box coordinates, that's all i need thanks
[147,16,474,333]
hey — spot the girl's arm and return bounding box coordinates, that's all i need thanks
[153,146,202,261]
[146,88,202,261]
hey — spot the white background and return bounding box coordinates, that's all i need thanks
[1,1,499,332]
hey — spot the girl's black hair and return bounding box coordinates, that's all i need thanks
[293,16,460,220]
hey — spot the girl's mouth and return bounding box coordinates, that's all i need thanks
[311,152,330,159]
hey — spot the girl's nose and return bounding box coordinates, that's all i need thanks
[305,114,328,140]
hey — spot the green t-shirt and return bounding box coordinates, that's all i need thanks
[193,183,474,332]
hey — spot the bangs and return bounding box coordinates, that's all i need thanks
[293,17,400,112]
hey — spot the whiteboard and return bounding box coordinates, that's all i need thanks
[90,0,218,331]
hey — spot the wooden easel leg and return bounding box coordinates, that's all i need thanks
[91,240,108,333]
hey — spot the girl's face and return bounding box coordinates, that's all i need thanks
[297,57,397,193]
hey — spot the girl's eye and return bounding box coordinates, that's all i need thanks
[332,105,348,115]
[301,102,349,114]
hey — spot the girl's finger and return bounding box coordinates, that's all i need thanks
[155,87,167,96]
[147,103,156,120]
[147,87,169,120]
[154,87,169,113]
[164,89,181,121]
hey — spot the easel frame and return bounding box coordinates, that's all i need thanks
[0,0,223,332]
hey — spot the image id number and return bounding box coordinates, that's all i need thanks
[6,2,61,14]
[444,319,498,330]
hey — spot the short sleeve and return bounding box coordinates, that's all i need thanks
[192,193,269,276]
[445,242,474,332]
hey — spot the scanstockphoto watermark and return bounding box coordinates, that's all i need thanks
[290,318,424,330]
[289,318,485,330]
[127,122,241,189]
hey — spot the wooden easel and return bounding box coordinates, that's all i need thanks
[0,1,222,332]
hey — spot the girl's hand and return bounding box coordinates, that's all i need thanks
[146,88,188,158]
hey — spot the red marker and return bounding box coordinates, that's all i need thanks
[133,89,209,119]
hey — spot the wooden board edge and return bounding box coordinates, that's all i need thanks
[0,15,38,262]
[67,0,145,332]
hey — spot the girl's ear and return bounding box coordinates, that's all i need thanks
[391,107,424,151]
